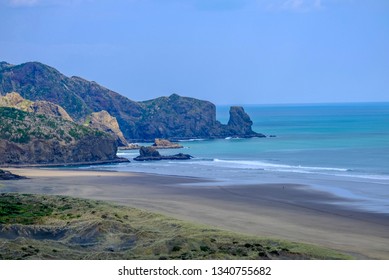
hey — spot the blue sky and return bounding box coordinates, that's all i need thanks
[1,0,388,104]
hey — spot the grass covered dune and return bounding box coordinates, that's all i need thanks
[0,193,350,260]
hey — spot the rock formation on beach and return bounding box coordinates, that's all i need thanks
[0,61,265,142]
[152,138,183,149]
[133,146,192,161]
[0,169,27,180]
[0,107,125,166]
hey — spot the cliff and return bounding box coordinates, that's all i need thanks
[0,92,128,146]
[0,92,73,121]
[0,107,123,166]
[0,61,265,141]
[84,110,129,147]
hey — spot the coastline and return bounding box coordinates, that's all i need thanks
[0,157,129,168]
[2,167,389,259]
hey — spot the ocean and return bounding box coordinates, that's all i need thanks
[82,103,389,213]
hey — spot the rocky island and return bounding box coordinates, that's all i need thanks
[133,146,192,161]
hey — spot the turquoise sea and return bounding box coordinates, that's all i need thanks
[85,103,389,213]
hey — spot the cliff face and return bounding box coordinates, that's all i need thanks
[0,62,91,120]
[0,107,120,166]
[226,106,259,137]
[138,94,264,140]
[0,92,73,121]
[138,94,219,140]
[85,110,129,147]
[0,92,129,146]
[0,61,264,141]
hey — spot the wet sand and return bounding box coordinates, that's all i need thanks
[2,168,389,259]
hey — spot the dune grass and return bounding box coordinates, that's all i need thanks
[0,193,353,260]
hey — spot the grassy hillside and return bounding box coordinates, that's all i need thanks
[0,193,352,260]
[0,107,105,144]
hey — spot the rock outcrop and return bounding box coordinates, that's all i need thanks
[0,107,126,166]
[137,94,265,141]
[133,146,192,161]
[226,106,260,137]
[0,92,73,121]
[152,138,183,149]
[0,169,27,180]
[84,110,129,147]
[119,143,142,150]
[0,93,129,146]
[0,61,265,141]
[31,101,73,122]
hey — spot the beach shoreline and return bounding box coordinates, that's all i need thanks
[2,167,389,259]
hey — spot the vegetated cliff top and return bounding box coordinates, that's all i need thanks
[0,92,73,121]
[0,107,104,144]
[0,107,122,166]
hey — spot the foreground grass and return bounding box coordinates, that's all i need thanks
[0,193,352,260]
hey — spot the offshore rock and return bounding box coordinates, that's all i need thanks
[152,138,183,149]
[226,106,262,138]
[133,146,192,161]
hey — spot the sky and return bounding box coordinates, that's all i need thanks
[0,0,388,105]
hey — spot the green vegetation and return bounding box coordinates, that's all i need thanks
[0,194,54,224]
[0,107,109,144]
[0,193,353,260]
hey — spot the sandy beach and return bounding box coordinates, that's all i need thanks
[2,168,389,259]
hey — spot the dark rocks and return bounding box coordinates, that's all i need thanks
[227,106,254,136]
[0,169,27,180]
[139,146,160,158]
[138,95,266,141]
[0,107,125,166]
[134,146,192,161]
[0,137,123,166]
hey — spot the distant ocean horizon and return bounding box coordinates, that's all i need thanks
[80,102,389,213]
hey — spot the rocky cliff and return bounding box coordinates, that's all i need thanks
[0,61,265,141]
[226,106,259,137]
[0,92,129,146]
[84,110,129,147]
[0,92,73,121]
[0,107,123,166]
